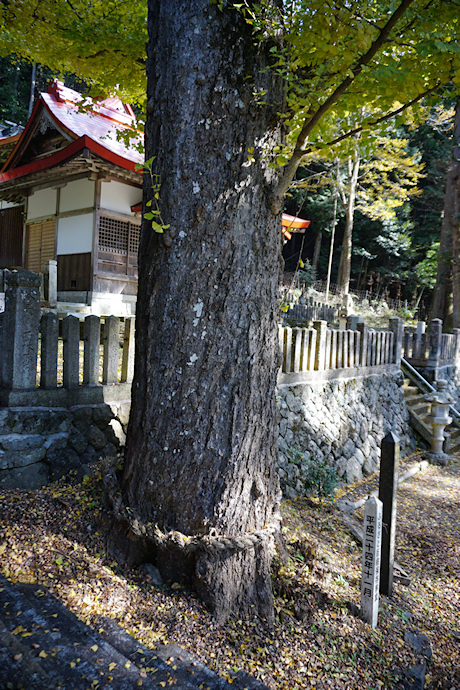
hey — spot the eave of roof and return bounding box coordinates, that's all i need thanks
[282,213,311,230]
[0,155,141,204]
[2,81,143,176]
[0,135,142,186]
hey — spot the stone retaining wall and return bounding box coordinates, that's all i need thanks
[0,401,130,490]
[277,367,415,499]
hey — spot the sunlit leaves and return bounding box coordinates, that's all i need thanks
[0,0,147,102]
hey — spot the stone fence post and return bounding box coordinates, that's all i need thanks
[346,314,362,331]
[453,328,460,365]
[0,270,41,390]
[388,317,403,366]
[357,322,368,366]
[45,259,58,308]
[313,320,327,371]
[425,318,443,382]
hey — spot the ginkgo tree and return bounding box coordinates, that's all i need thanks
[2,0,460,622]
[0,0,147,102]
[111,0,460,624]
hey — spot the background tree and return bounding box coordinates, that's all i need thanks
[291,121,424,294]
[446,99,460,327]
[430,100,459,323]
[0,0,146,102]
[0,56,85,126]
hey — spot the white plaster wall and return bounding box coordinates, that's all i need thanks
[27,188,57,220]
[100,181,141,216]
[57,214,93,255]
[60,178,95,213]
[0,201,21,210]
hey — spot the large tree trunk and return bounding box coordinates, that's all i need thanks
[439,99,460,327]
[109,0,284,624]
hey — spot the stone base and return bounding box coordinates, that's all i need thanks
[423,451,452,466]
[0,401,130,489]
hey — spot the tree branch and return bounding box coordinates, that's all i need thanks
[317,84,441,150]
[269,0,417,212]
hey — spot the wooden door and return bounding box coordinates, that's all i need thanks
[25,220,56,273]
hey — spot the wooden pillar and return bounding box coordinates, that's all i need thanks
[378,431,400,597]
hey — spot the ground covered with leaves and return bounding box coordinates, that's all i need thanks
[0,455,459,689]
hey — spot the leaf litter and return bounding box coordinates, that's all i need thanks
[0,454,459,689]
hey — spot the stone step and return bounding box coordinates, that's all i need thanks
[409,402,430,415]
[0,575,266,690]
[402,385,419,397]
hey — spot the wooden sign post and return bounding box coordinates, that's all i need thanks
[379,431,399,596]
[361,496,383,628]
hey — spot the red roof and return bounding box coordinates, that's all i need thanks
[281,213,310,240]
[1,80,143,181]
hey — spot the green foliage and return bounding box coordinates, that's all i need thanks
[0,0,147,102]
[297,258,316,288]
[414,242,440,290]
[287,447,339,498]
[135,157,170,234]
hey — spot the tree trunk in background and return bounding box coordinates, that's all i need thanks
[112,0,284,624]
[312,232,322,273]
[338,150,360,293]
[28,63,36,117]
[431,218,452,323]
[449,99,460,328]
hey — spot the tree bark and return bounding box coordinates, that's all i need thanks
[338,150,360,294]
[312,232,322,273]
[109,0,285,624]
[438,99,460,328]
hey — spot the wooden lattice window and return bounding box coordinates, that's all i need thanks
[97,215,140,276]
[129,224,140,255]
[98,216,129,254]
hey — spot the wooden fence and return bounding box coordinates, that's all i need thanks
[279,320,400,375]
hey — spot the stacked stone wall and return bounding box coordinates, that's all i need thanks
[0,402,130,490]
[277,369,415,499]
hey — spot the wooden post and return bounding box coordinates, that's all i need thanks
[378,431,400,596]
[361,496,383,628]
